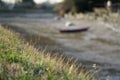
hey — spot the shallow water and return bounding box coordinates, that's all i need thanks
[0,12,120,80]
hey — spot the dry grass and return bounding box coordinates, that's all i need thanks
[94,8,109,16]
[0,26,94,80]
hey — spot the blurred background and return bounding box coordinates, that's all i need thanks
[0,0,120,80]
[0,0,120,13]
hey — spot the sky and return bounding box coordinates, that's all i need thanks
[33,0,63,4]
[1,0,63,5]
[1,0,22,4]
[1,0,16,4]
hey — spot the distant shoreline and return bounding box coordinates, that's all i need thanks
[0,8,55,13]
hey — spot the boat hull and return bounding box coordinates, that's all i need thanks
[60,27,89,33]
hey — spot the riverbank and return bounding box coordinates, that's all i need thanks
[0,12,120,79]
[65,9,120,24]
[0,26,94,80]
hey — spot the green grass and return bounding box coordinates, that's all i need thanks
[0,26,94,80]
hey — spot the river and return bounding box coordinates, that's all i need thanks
[0,12,120,80]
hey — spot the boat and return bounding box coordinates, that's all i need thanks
[60,27,89,33]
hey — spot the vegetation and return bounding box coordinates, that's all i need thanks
[0,26,94,80]
[55,0,120,16]
[22,0,35,7]
[1,0,120,13]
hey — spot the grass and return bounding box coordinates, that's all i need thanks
[0,26,94,80]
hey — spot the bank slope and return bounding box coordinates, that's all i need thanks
[0,26,94,80]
